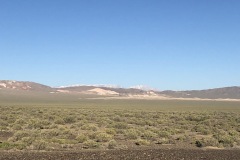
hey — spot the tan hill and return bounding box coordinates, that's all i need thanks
[0,80,53,92]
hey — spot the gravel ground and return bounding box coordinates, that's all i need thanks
[0,149,240,160]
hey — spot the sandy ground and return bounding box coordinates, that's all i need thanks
[1,148,240,160]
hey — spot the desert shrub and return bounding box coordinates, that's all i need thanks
[95,132,112,142]
[15,118,26,125]
[186,115,205,122]
[87,132,97,140]
[156,138,171,144]
[213,130,235,147]
[0,142,25,150]
[54,118,65,125]
[113,122,128,129]
[61,144,74,149]
[0,142,15,150]
[83,140,99,149]
[228,130,239,137]
[145,120,156,126]
[97,120,109,127]
[113,115,123,122]
[135,139,150,146]
[202,137,219,147]
[141,130,157,140]
[176,135,189,142]
[76,134,88,143]
[49,124,58,129]
[157,131,171,138]
[12,124,22,130]
[81,124,98,131]
[43,114,55,121]
[115,129,125,134]
[195,137,219,148]
[217,135,235,147]
[27,120,44,129]
[124,129,139,140]
[50,138,76,144]
[13,131,30,141]
[32,140,47,150]
[108,140,117,149]
[41,129,60,138]
[105,128,117,135]
[130,119,146,126]
[0,115,8,120]
[192,125,211,135]
[0,120,8,127]
[63,116,76,124]
[61,129,77,139]
[21,137,35,146]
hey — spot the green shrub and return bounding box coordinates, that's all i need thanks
[83,140,99,149]
[124,129,139,140]
[95,132,112,142]
[0,142,16,150]
[0,142,26,150]
[76,134,88,143]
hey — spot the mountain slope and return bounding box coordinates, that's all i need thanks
[0,80,53,92]
[161,87,240,99]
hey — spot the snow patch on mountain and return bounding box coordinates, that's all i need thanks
[130,85,158,91]
[57,84,122,89]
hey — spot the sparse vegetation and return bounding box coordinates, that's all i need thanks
[0,100,240,151]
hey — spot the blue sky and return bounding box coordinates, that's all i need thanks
[1,0,240,90]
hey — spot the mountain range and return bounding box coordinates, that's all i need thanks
[1,80,240,100]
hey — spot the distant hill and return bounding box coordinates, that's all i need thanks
[161,87,240,99]
[56,86,148,96]
[0,80,240,99]
[0,80,53,92]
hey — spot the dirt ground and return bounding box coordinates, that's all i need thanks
[0,148,240,160]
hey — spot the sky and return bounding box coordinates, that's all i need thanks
[0,0,240,90]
